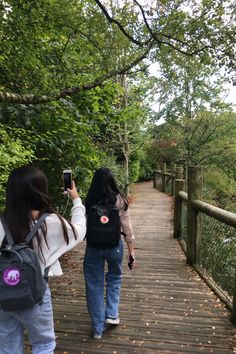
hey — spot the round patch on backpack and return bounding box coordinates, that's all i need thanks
[100,215,109,224]
[3,267,21,286]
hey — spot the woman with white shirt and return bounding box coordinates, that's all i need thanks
[0,165,86,354]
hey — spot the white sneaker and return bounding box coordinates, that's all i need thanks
[93,333,102,339]
[105,317,120,325]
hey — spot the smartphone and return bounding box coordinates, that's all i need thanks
[128,255,135,270]
[63,169,72,192]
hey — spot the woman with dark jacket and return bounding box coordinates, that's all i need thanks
[83,167,135,339]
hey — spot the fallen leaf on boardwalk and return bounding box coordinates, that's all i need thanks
[146,323,149,326]
[146,331,151,334]
[63,352,69,354]
[214,304,223,308]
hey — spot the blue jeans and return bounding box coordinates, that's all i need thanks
[0,285,56,354]
[83,240,123,335]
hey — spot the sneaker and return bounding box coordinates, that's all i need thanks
[93,333,102,339]
[105,317,120,325]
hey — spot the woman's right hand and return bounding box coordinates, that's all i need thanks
[67,180,79,200]
[127,251,135,270]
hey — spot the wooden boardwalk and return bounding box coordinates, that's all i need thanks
[48,182,236,353]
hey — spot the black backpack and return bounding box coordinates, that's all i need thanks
[86,202,121,248]
[0,213,49,311]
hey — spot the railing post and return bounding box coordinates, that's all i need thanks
[186,166,203,265]
[171,163,176,196]
[231,270,236,324]
[153,170,157,189]
[161,162,166,192]
[174,178,185,238]
[176,166,183,179]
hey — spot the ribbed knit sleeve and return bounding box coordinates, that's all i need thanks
[116,195,135,244]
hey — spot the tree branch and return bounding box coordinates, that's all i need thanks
[130,141,144,153]
[94,0,150,46]
[197,146,231,164]
[134,0,207,56]
[0,46,152,104]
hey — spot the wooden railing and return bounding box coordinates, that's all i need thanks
[153,164,236,325]
[153,163,185,196]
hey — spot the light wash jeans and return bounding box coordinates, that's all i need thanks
[83,240,124,336]
[0,285,56,354]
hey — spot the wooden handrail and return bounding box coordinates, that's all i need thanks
[153,165,236,325]
[154,170,173,177]
[192,199,236,228]
[178,191,188,202]
[177,192,236,227]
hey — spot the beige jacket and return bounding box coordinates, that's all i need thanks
[116,194,135,244]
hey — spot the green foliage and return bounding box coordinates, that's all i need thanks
[94,154,127,194]
[0,0,235,215]
[204,168,236,196]
[0,124,35,210]
[203,168,236,211]
[200,214,236,296]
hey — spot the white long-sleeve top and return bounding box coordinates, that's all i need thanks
[0,197,86,276]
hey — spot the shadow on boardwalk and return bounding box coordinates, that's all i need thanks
[45,182,236,353]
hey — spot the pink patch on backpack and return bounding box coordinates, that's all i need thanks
[3,267,21,286]
[100,216,109,224]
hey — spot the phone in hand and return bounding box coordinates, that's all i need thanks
[128,255,135,270]
[63,169,72,193]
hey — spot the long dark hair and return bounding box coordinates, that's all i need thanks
[85,167,128,210]
[2,165,76,252]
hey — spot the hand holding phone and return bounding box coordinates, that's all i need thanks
[63,169,72,193]
[128,254,135,270]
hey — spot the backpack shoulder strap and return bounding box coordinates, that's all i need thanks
[1,213,50,246]
[25,213,50,244]
[0,216,14,246]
